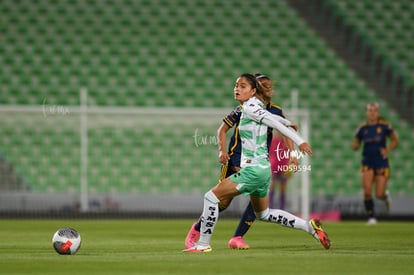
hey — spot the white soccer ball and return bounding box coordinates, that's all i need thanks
[52,228,81,255]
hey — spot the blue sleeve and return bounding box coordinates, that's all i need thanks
[223,105,241,128]
[267,104,285,118]
[385,123,394,137]
[355,126,363,140]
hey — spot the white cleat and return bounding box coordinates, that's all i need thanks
[367,218,378,225]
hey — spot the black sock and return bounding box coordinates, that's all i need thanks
[364,194,375,218]
[233,202,256,237]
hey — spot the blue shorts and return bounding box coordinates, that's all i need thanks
[230,166,271,198]
[361,157,390,177]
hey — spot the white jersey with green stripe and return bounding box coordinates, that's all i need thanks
[239,97,272,168]
[239,96,305,168]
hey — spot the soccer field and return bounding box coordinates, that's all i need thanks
[0,219,413,274]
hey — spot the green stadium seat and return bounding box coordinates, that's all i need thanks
[0,0,413,196]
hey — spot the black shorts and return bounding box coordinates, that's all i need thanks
[220,165,240,180]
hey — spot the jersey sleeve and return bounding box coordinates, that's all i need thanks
[243,99,305,145]
[261,114,305,145]
[385,123,395,137]
[354,128,361,140]
[268,103,285,118]
[223,105,241,128]
[243,99,291,126]
[354,124,364,140]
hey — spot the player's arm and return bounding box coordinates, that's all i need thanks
[262,113,311,156]
[268,113,292,127]
[217,122,231,164]
[381,132,399,158]
[352,138,361,151]
[244,101,312,155]
[283,135,299,168]
[217,106,240,164]
[276,109,298,167]
[352,126,362,151]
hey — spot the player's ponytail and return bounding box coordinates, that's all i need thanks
[255,73,272,104]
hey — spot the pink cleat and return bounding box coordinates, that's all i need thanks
[228,236,250,250]
[309,219,331,250]
[185,221,200,249]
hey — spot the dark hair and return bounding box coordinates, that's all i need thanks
[238,73,270,102]
[239,73,258,89]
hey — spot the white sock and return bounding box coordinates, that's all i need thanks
[197,190,220,247]
[256,208,312,234]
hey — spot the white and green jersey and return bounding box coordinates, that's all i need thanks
[239,96,305,168]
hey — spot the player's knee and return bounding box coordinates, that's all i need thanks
[218,203,228,212]
[204,190,220,204]
[217,197,233,211]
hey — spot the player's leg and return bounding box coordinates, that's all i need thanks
[229,173,283,249]
[184,191,233,249]
[228,202,255,249]
[278,174,288,210]
[228,166,270,249]
[185,165,234,249]
[361,167,376,223]
[268,175,276,208]
[183,189,219,252]
[197,178,240,247]
[251,195,309,231]
[250,196,331,249]
[374,167,391,211]
[184,177,240,252]
[228,166,268,249]
[234,168,313,232]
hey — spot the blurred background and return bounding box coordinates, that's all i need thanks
[0,0,413,219]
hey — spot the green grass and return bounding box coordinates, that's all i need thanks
[0,219,413,274]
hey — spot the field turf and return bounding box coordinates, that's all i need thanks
[0,219,413,274]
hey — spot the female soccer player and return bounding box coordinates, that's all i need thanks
[185,73,297,250]
[352,102,399,224]
[183,73,330,252]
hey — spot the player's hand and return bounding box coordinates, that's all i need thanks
[218,150,230,165]
[299,142,312,156]
[380,147,388,159]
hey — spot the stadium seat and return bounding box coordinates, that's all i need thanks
[0,0,413,197]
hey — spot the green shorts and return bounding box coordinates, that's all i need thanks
[230,166,271,198]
